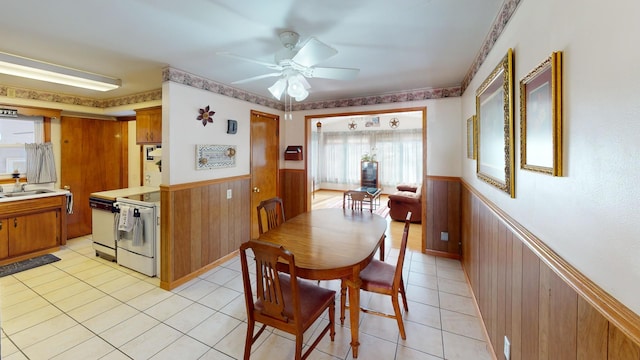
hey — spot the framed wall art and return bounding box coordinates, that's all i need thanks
[466,115,476,160]
[475,48,515,198]
[520,51,563,176]
[196,144,236,170]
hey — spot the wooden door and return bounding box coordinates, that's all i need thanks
[61,117,128,239]
[250,111,279,240]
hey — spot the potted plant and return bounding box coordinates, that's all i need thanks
[361,152,376,162]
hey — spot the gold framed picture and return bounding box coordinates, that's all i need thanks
[475,48,515,198]
[466,115,476,160]
[520,51,563,176]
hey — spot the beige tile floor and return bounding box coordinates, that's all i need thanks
[0,235,493,360]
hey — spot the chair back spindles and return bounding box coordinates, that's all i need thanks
[255,254,288,321]
[394,212,412,289]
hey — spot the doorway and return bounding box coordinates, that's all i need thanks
[305,107,427,251]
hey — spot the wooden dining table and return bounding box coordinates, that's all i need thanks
[257,208,387,358]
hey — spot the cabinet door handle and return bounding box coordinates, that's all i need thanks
[14,218,17,228]
[0,220,2,230]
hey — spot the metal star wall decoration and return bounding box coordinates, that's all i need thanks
[348,120,357,130]
[197,105,215,126]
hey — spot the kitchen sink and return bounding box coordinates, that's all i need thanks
[2,189,55,197]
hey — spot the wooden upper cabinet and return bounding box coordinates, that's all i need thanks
[136,106,162,144]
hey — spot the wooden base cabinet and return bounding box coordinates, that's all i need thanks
[7,211,59,257]
[0,195,67,264]
[0,219,8,259]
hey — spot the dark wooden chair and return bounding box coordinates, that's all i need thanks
[256,197,285,235]
[239,240,336,360]
[340,212,412,339]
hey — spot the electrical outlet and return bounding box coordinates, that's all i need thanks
[504,336,510,360]
[226,189,232,199]
[440,231,449,241]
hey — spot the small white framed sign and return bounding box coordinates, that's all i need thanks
[196,144,236,170]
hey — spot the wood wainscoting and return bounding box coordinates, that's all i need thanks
[159,175,251,290]
[426,176,461,258]
[279,169,306,220]
[461,182,640,359]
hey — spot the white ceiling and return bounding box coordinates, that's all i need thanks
[0,0,504,103]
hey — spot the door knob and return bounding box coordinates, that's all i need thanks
[63,185,71,190]
[252,187,260,193]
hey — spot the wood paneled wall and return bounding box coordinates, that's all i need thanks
[426,176,461,257]
[159,176,251,290]
[461,183,640,359]
[279,169,306,220]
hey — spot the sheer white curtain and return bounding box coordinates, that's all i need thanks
[25,142,57,184]
[318,129,422,188]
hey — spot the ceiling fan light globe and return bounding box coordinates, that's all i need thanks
[268,78,286,99]
[295,89,309,101]
[287,76,306,98]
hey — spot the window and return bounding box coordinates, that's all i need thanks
[0,116,44,176]
[315,129,422,188]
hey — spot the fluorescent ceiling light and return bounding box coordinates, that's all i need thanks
[0,52,121,91]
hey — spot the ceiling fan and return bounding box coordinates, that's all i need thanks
[218,31,359,101]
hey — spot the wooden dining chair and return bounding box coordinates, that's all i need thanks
[340,212,412,339]
[239,240,336,360]
[343,190,367,211]
[256,197,285,235]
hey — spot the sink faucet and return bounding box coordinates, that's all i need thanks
[21,183,29,191]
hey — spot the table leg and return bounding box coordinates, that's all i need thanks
[347,269,362,358]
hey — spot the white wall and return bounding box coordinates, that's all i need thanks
[127,121,141,187]
[461,0,640,314]
[161,82,281,185]
[281,97,462,176]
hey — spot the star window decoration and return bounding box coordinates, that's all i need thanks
[389,117,400,129]
[348,120,357,130]
[197,105,215,126]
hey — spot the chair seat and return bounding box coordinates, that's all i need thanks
[359,260,395,293]
[256,274,336,327]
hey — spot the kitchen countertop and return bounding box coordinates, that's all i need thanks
[0,188,70,203]
[90,186,160,201]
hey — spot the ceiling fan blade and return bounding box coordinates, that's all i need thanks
[231,72,282,84]
[308,67,360,80]
[292,37,338,67]
[217,52,282,70]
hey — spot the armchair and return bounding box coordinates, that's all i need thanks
[387,183,422,223]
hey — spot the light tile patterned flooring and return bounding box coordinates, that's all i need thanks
[2,190,493,360]
[1,233,493,360]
